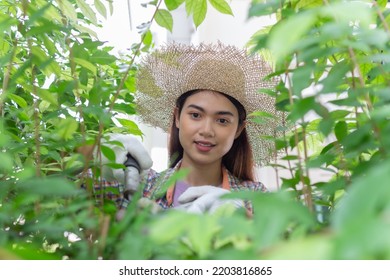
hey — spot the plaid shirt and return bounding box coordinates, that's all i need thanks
[84,161,267,214]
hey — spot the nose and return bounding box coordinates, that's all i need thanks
[199,118,215,138]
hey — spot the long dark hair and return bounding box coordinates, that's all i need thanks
[168,90,255,181]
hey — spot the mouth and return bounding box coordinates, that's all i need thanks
[194,140,216,152]
[194,141,216,147]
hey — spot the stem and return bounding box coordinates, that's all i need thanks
[22,0,41,177]
[285,62,313,211]
[67,36,86,138]
[372,1,390,35]
[98,215,111,258]
[107,0,164,114]
[348,47,387,158]
[300,124,313,211]
[0,42,17,118]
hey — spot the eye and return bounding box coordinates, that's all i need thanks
[217,118,230,125]
[190,112,201,119]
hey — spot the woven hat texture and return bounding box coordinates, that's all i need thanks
[136,42,283,165]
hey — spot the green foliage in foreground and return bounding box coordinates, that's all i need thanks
[1,0,390,259]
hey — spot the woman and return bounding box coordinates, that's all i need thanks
[94,42,283,217]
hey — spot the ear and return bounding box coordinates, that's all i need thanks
[174,107,180,129]
[234,121,246,139]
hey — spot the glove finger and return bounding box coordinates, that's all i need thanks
[106,134,153,170]
[124,167,141,192]
[120,135,153,170]
[178,186,228,204]
[175,202,204,214]
[177,187,205,203]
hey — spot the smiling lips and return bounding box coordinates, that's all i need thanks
[194,140,216,152]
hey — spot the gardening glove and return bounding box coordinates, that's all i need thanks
[100,133,153,189]
[177,186,244,214]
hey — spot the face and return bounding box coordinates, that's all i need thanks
[175,90,244,167]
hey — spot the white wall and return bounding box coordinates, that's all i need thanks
[193,0,275,47]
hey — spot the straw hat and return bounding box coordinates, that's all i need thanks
[135,42,284,165]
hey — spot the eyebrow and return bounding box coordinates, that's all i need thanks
[186,104,235,117]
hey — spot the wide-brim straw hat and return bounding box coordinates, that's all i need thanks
[135,42,284,165]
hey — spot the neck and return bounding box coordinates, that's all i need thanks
[180,158,222,187]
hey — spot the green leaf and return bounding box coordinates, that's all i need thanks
[31,46,62,76]
[74,23,98,37]
[318,118,334,137]
[165,0,185,11]
[153,168,190,198]
[376,0,388,9]
[291,65,313,97]
[288,96,316,122]
[334,121,348,142]
[236,191,315,249]
[124,75,136,92]
[332,160,390,258]
[89,50,116,65]
[150,211,196,243]
[268,10,316,63]
[264,235,332,260]
[73,57,97,75]
[42,36,58,56]
[108,0,114,15]
[116,118,143,136]
[248,1,281,18]
[155,9,173,32]
[208,0,233,16]
[249,110,276,125]
[76,0,98,25]
[187,215,217,258]
[101,145,116,162]
[294,0,323,10]
[43,4,64,23]
[185,0,195,16]
[320,61,350,94]
[191,0,207,28]
[23,86,59,106]
[18,177,80,196]
[142,30,153,46]
[0,152,13,173]
[54,118,79,140]
[104,162,126,170]
[55,0,78,21]
[321,1,374,29]
[94,0,107,18]
[113,103,136,115]
[9,93,28,108]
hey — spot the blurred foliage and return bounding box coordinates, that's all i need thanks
[1,0,390,260]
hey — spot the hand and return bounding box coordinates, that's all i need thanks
[177,186,244,214]
[100,133,153,185]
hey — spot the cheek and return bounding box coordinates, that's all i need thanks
[177,118,191,143]
[219,128,238,148]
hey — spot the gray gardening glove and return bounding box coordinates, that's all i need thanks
[177,186,244,214]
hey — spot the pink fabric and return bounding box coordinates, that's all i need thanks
[172,181,190,207]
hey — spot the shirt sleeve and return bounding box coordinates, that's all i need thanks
[78,169,127,210]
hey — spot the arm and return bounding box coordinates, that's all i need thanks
[79,133,153,219]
